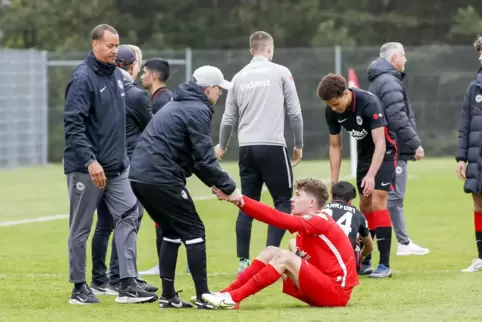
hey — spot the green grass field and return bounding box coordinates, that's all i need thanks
[1,158,481,321]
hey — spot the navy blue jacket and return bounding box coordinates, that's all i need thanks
[367,58,421,161]
[120,69,152,159]
[456,67,482,193]
[63,52,128,175]
[129,81,236,195]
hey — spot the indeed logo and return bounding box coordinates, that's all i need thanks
[240,79,270,92]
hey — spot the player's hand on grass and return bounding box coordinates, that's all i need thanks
[361,174,375,196]
[88,161,106,188]
[415,146,425,161]
[292,147,302,167]
[456,161,467,181]
[214,144,226,160]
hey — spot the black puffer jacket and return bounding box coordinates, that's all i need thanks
[456,67,482,193]
[367,58,421,160]
[129,81,236,195]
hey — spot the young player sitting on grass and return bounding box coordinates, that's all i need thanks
[205,178,359,309]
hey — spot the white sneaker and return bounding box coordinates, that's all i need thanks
[139,265,160,276]
[202,292,237,309]
[461,258,482,272]
[396,241,430,256]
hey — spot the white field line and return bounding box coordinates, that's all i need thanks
[2,174,401,228]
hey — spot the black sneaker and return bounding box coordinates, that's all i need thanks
[90,281,107,295]
[69,284,101,305]
[115,280,158,304]
[159,291,193,309]
[193,298,217,310]
[105,281,122,296]
[136,278,159,293]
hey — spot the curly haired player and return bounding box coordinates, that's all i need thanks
[204,178,359,309]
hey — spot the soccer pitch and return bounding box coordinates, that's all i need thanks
[1,158,482,321]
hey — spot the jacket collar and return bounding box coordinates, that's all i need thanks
[86,51,117,76]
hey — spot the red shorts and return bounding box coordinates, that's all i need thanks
[282,260,352,307]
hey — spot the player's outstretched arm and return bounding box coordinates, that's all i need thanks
[329,134,342,184]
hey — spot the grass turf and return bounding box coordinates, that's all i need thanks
[1,158,481,321]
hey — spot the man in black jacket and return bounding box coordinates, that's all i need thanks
[141,58,173,114]
[367,42,429,258]
[129,65,239,309]
[90,45,157,295]
[63,24,157,305]
[456,37,482,272]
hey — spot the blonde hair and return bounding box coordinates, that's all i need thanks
[126,44,142,65]
[249,31,273,53]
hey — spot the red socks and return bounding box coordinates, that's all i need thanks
[229,264,281,303]
[365,209,392,230]
[474,212,482,231]
[220,259,266,293]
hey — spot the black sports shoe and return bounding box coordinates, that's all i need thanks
[136,278,159,293]
[69,284,101,305]
[193,298,217,310]
[159,291,193,309]
[105,281,122,296]
[90,281,107,295]
[115,280,158,304]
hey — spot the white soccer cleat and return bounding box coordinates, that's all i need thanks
[139,265,160,276]
[202,292,237,309]
[396,241,430,256]
[461,258,482,272]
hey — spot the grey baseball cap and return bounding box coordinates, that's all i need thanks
[192,65,232,90]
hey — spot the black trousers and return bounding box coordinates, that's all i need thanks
[130,182,205,241]
[236,145,293,259]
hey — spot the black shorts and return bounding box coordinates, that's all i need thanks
[130,181,205,241]
[356,159,396,194]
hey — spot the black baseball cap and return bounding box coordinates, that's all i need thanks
[115,45,136,67]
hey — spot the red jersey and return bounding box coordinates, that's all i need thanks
[240,196,359,290]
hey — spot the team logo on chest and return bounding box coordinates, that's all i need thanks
[356,116,363,125]
[476,94,482,103]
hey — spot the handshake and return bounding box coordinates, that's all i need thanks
[211,186,244,207]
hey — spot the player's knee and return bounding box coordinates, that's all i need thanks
[258,245,281,261]
[473,193,482,211]
[371,190,388,211]
[272,250,298,271]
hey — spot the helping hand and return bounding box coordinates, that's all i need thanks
[415,146,425,161]
[212,186,244,207]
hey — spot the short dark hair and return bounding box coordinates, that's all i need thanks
[295,178,329,208]
[249,31,273,52]
[474,36,482,52]
[331,181,357,203]
[91,24,118,41]
[317,73,347,101]
[144,58,170,82]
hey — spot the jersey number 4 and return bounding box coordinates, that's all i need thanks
[323,208,353,236]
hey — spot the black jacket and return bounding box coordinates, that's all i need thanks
[120,69,152,159]
[456,67,482,193]
[151,86,173,114]
[129,81,236,194]
[63,52,128,175]
[367,58,421,160]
